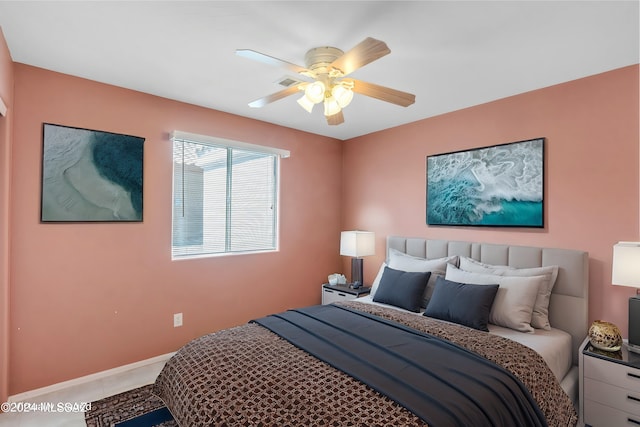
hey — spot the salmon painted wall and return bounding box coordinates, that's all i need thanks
[0,28,14,405]
[342,65,640,337]
[9,64,343,394]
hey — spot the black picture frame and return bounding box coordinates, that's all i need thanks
[41,123,145,222]
[426,138,545,228]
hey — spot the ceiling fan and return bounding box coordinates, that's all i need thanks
[236,37,416,126]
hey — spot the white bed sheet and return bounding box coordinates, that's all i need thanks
[355,295,572,382]
[487,324,572,382]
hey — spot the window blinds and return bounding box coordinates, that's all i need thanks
[171,132,286,259]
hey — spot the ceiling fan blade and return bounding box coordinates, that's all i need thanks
[248,84,303,108]
[330,37,391,76]
[236,49,309,74]
[326,110,345,126]
[347,78,416,107]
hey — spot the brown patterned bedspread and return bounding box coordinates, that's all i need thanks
[152,301,577,427]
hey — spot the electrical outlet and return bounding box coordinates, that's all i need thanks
[173,313,183,327]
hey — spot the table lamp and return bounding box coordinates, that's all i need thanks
[612,242,640,353]
[340,231,375,288]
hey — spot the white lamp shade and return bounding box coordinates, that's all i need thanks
[340,231,375,258]
[331,84,354,108]
[612,242,640,287]
[297,95,314,113]
[304,81,325,104]
[323,96,341,116]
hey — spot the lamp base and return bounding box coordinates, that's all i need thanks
[351,258,363,288]
[629,296,640,350]
[628,342,640,354]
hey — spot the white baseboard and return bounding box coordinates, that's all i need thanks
[8,352,175,403]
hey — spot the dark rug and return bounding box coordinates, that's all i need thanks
[85,384,176,427]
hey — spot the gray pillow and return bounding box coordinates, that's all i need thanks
[384,249,459,307]
[445,264,542,333]
[424,277,499,331]
[458,257,558,330]
[372,267,431,312]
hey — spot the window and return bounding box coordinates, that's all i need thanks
[171,131,289,259]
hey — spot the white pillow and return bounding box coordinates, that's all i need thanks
[370,262,388,297]
[386,249,458,306]
[459,257,559,330]
[445,264,543,333]
[459,257,512,271]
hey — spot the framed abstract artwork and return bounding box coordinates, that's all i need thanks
[426,138,544,227]
[41,123,145,222]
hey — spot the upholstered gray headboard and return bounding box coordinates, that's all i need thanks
[387,236,589,366]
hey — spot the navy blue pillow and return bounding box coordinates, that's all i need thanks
[373,267,431,312]
[424,276,499,331]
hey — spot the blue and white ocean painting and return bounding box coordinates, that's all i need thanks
[41,124,144,222]
[427,138,544,227]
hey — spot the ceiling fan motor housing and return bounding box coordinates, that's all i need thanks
[304,47,344,75]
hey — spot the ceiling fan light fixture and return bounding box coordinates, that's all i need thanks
[238,38,415,126]
[304,81,325,104]
[331,84,354,108]
[324,96,341,117]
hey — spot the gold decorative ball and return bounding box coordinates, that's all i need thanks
[588,320,622,352]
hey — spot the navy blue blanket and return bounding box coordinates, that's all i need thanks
[252,304,546,427]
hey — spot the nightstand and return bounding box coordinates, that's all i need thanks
[580,337,640,426]
[321,284,371,305]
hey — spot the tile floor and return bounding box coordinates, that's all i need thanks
[0,360,166,427]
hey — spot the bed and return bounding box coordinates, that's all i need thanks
[152,236,589,426]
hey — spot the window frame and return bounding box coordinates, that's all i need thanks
[170,131,289,260]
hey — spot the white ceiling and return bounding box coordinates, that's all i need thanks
[0,1,637,140]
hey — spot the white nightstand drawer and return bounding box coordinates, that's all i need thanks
[322,288,356,305]
[585,355,640,391]
[584,377,640,415]
[321,285,370,305]
[584,399,640,427]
